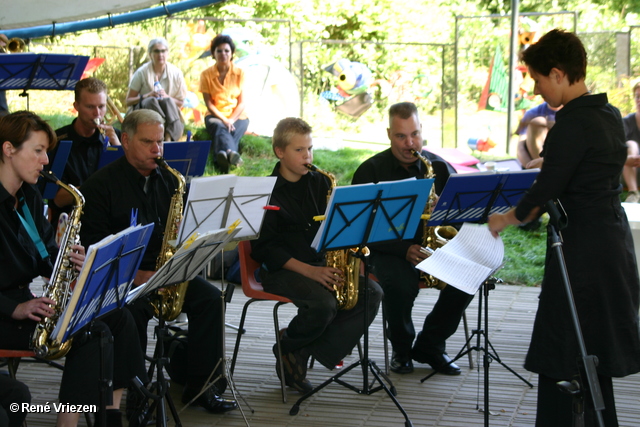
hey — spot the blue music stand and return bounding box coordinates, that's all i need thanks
[312,178,433,251]
[0,53,89,109]
[46,223,153,427]
[428,169,539,226]
[291,179,433,427]
[98,141,210,183]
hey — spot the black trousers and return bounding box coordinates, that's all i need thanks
[371,251,474,358]
[536,373,618,427]
[260,267,383,369]
[127,276,224,388]
[0,287,147,405]
[0,376,30,427]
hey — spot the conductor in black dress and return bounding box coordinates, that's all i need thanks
[489,29,640,426]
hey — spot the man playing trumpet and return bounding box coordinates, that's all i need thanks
[47,77,121,223]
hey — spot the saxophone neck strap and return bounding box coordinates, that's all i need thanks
[17,196,49,260]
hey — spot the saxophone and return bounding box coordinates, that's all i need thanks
[411,149,457,290]
[306,164,368,310]
[31,171,84,359]
[151,157,188,321]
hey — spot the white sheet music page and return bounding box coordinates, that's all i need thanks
[416,222,504,295]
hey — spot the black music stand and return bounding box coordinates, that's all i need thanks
[126,226,242,427]
[50,223,153,426]
[418,173,536,427]
[545,200,605,427]
[290,178,434,427]
[0,53,89,110]
[175,175,277,421]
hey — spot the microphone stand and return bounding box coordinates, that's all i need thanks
[545,199,605,427]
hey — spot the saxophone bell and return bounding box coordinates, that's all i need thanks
[411,148,457,290]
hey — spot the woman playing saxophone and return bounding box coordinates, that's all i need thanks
[0,111,147,426]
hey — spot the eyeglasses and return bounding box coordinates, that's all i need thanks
[152,49,168,54]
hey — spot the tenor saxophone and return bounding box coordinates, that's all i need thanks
[151,157,188,321]
[306,164,368,310]
[411,149,457,290]
[31,171,84,359]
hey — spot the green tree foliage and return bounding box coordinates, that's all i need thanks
[478,0,640,17]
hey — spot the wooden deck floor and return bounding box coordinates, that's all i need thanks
[6,281,640,426]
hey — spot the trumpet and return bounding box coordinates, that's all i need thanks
[0,37,26,53]
[106,96,124,124]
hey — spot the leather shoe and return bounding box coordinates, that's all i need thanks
[182,384,237,413]
[228,150,243,167]
[412,350,461,375]
[273,344,314,394]
[389,352,414,374]
[216,151,229,173]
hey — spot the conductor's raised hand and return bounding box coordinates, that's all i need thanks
[12,297,57,321]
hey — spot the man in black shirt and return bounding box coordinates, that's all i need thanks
[48,78,121,222]
[352,102,473,375]
[79,109,237,416]
[251,117,383,393]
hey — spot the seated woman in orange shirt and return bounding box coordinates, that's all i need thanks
[199,34,249,173]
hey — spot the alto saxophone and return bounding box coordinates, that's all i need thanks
[411,149,457,290]
[151,157,188,321]
[306,164,368,310]
[31,171,84,359]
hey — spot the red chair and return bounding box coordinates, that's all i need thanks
[0,349,38,379]
[230,240,294,403]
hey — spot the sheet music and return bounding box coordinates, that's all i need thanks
[128,226,241,303]
[178,175,276,244]
[416,223,504,295]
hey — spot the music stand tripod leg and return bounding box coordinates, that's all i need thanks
[289,255,413,427]
[179,261,253,424]
[130,306,183,427]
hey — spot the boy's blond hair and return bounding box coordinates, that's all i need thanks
[271,117,312,156]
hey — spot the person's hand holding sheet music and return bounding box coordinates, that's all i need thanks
[416,223,504,294]
[406,244,427,266]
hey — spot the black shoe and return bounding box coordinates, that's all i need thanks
[412,350,461,375]
[126,387,150,427]
[273,344,314,394]
[390,352,414,374]
[216,150,229,173]
[228,150,243,167]
[95,409,123,427]
[182,384,237,413]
